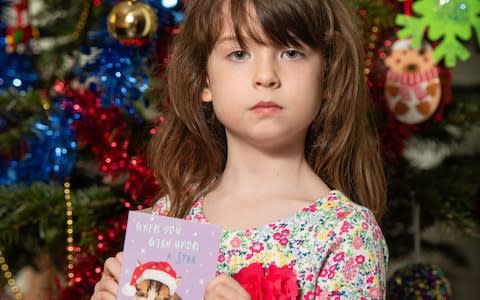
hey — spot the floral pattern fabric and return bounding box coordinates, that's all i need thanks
[152,190,388,299]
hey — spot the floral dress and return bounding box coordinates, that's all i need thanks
[152,190,388,299]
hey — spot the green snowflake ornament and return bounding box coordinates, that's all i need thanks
[396,0,480,67]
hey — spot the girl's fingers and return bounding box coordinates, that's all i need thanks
[204,274,250,300]
[205,285,244,299]
[102,253,123,282]
[90,291,116,300]
[92,276,118,300]
[116,251,123,264]
[92,252,123,300]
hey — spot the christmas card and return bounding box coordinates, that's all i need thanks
[118,210,222,300]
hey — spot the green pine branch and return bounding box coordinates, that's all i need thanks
[0,90,46,153]
[353,0,397,29]
[0,182,119,261]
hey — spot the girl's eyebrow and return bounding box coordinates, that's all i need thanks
[216,36,240,45]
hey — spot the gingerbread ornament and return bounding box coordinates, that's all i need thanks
[384,39,442,124]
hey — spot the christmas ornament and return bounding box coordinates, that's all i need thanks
[384,39,442,124]
[396,0,480,67]
[107,0,158,46]
[4,0,39,53]
[387,263,452,299]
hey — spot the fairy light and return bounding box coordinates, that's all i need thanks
[0,249,22,299]
[40,92,51,111]
[64,180,75,285]
[365,17,380,76]
[71,1,91,42]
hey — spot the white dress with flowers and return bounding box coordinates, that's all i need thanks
[152,190,388,300]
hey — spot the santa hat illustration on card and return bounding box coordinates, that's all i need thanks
[122,261,179,296]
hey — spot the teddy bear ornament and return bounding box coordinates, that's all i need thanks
[384,39,442,124]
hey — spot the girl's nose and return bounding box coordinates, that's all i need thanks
[253,55,280,89]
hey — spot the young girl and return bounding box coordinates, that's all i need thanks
[92,0,388,299]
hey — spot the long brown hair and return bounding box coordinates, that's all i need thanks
[147,0,387,220]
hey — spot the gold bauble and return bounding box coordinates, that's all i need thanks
[107,0,158,44]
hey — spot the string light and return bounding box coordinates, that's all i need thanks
[64,180,75,285]
[71,1,91,42]
[162,0,179,8]
[365,18,380,77]
[0,249,22,299]
[40,92,51,111]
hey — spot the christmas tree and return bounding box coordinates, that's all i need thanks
[0,0,478,299]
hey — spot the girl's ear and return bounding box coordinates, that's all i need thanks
[201,87,213,103]
[201,78,212,102]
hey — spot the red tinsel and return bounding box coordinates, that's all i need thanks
[60,85,159,205]
[54,84,160,298]
[59,215,129,299]
[124,155,159,207]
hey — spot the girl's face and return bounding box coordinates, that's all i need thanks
[201,13,324,151]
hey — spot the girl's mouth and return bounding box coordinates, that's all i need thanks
[250,101,283,114]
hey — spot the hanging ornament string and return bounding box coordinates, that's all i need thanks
[0,249,22,299]
[71,1,91,42]
[404,0,413,17]
[64,180,75,285]
[14,1,27,27]
[412,197,421,262]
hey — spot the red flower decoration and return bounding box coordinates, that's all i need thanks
[233,263,299,300]
[233,263,265,299]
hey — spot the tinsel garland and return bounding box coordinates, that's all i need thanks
[59,85,159,204]
[1,1,476,298]
[55,84,159,297]
[0,0,179,297]
[0,91,78,185]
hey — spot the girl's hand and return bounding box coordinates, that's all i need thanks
[204,273,251,300]
[91,252,123,300]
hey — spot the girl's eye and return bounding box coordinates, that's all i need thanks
[282,49,304,59]
[228,50,249,61]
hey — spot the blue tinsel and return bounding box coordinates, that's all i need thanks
[0,0,186,183]
[0,52,39,91]
[0,99,77,185]
[77,0,183,114]
[0,0,39,91]
[78,42,149,114]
